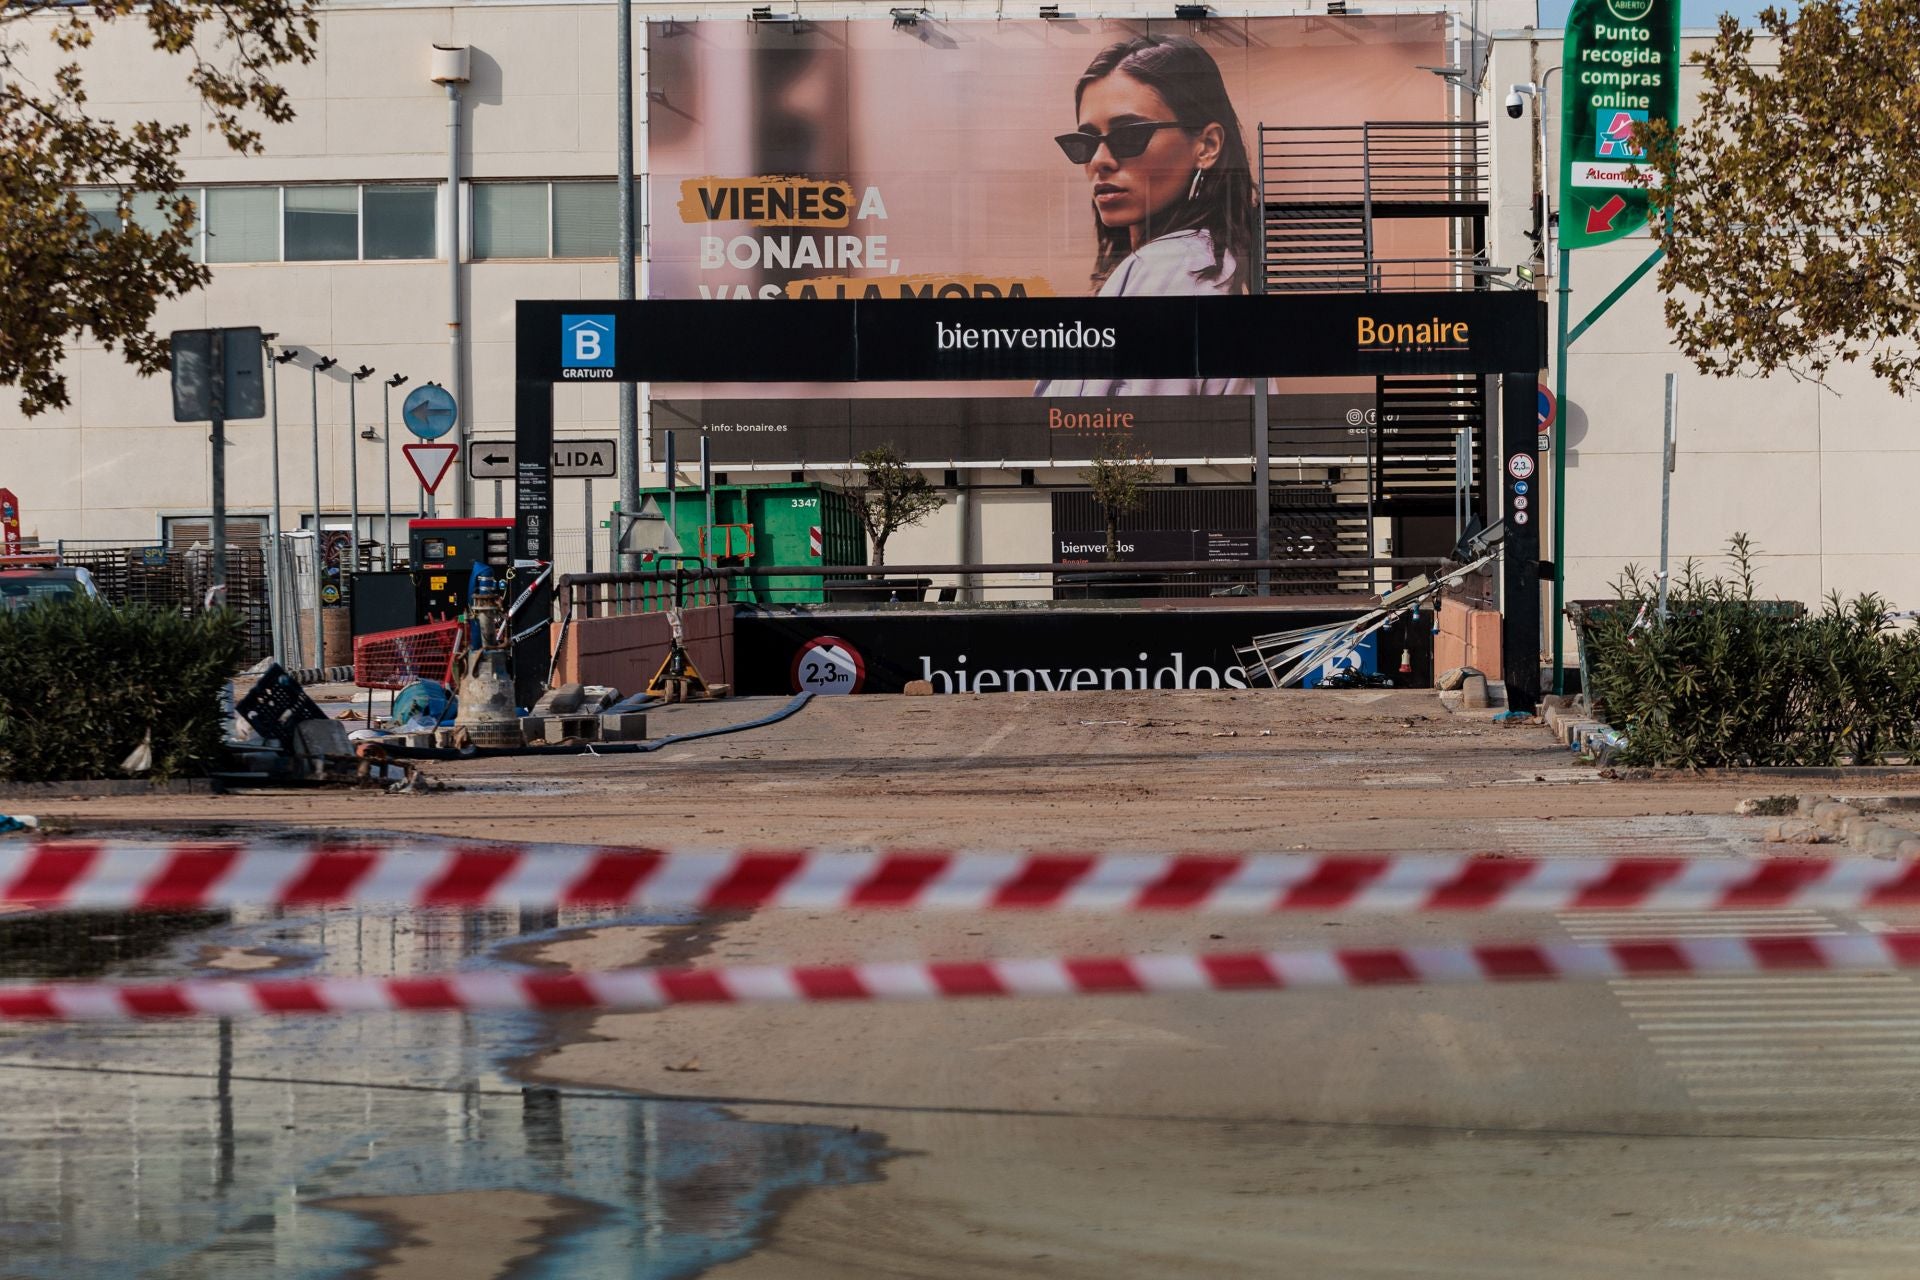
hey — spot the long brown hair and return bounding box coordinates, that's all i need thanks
[1075,35,1256,293]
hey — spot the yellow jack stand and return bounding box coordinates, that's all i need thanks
[645,610,710,703]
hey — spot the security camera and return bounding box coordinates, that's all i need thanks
[1505,89,1525,119]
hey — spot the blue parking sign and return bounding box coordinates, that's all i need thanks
[562,315,616,369]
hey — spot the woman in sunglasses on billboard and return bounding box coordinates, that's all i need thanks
[1038,34,1258,396]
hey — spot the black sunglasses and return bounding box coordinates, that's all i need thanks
[1054,120,1186,164]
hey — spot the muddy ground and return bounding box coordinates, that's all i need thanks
[14,689,1920,1278]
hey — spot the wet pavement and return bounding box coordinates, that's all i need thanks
[0,895,894,1278]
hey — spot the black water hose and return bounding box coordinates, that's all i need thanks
[375,692,813,761]
[601,690,658,716]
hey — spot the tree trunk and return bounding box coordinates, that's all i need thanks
[871,537,887,567]
[1105,514,1119,563]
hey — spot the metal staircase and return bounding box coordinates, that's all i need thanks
[1373,375,1485,516]
[1256,120,1493,583]
[1263,204,1371,293]
[1269,486,1373,595]
[1256,121,1488,292]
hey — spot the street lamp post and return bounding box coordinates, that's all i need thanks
[384,374,408,568]
[349,365,375,574]
[309,354,337,669]
[616,0,639,569]
[268,341,298,662]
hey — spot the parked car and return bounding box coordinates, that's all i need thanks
[0,556,101,611]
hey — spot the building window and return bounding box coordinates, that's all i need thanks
[364,185,437,259]
[78,189,204,261]
[83,183,439,263]
[472,182,550,259]
[285,185,359,261]
[77,189,122,235]
[206,186,281,263]
[472,180,637,259]
[553,182,619,258]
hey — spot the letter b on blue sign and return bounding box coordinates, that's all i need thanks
[562,315,615,369]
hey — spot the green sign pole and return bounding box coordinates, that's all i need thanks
[1552,247,1572,693]
[1550,0,1679,695]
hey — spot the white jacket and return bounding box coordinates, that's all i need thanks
[1036,229,1251,398]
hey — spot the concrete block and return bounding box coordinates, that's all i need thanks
[1460,673,1489,710]
[545,715,600,744]
[1562,719,1600,749]
[1860,823,1910,857]
[1541,701,1588,739]
[519,716,545,745]
[1842,815,1880,848]
[600,712,648,742]
[1813,801,1860,831]
[400,732,435,750]
[534,683,586,716]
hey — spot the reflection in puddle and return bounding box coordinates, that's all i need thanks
[0,904,894,1278]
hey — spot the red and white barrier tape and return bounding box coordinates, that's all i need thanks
[6,841,1920,914]
[5,933,1920,1021]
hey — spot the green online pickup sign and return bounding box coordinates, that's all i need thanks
[1559,0,1680,250]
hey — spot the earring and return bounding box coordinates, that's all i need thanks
[1187,169,1205,201]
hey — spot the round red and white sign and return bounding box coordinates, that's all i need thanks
[1506,453,1536,481]
[792,635,865,695]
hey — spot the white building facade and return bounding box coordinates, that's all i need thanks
[8,3,1909,650]
[1488,28,1920,629]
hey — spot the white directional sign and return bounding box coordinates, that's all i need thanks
[467,439,618,480]
[468,441,516,479]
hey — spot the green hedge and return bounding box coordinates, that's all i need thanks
[0,602,243,783]
[1581,538,1920,768]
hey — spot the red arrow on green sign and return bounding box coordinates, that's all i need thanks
[1585,194,1628,235]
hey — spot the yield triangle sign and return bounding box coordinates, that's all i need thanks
[403,442,460,494]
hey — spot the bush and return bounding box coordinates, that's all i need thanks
[0,601,244,782]
[1580,536,1920,768]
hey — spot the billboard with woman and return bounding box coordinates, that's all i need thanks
[647,15,1450,461]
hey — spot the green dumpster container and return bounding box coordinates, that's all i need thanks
[637,481,867,604]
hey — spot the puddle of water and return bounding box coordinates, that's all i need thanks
[0,901,895,1278]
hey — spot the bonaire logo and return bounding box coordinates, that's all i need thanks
[1356,315,1471,351]
[1596,109,1648,160]
[561,314,616,378]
